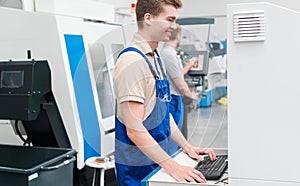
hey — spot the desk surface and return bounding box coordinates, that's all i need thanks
[144,148,228,186]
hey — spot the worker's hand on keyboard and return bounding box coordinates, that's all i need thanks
[183,144,216,161]
[161,159,206,183]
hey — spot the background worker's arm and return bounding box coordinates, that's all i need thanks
[165,54,198,101]
[183,58,197,74]
[172,77,198,101]
[121,101,206,183]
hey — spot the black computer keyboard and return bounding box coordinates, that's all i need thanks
[194,155,228,180]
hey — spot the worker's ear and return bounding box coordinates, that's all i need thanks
[144,13,153,26]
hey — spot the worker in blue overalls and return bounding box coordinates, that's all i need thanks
[113,0,216,185]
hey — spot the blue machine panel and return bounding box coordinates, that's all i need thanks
[64,34,101,160]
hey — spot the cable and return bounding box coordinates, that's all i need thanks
[14,120,31,146]
[214,177,228,185]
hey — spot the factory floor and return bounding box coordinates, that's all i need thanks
[100,102,228,186]
[187,103,228,150]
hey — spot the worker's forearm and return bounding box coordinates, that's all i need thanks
[127,129,171,164]
[183,66,190,74]
[170,126,190,150]
[183,64,193,74]
[180,87,197,100]
[169,115,189,150]
[173,77,198,100]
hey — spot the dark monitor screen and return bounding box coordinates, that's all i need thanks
[0,62,33,94]
[1,70,24,88]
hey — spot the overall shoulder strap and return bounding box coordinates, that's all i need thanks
[117,47,159,80]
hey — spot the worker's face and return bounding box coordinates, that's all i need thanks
[149,4,178,42]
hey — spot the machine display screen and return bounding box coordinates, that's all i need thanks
[0,71,24,88]
[185,50,209,76]
[190,54,205,71]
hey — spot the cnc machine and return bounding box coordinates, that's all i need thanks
[0,1,133,183]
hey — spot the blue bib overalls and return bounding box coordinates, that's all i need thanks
[115,47,172,186]
[168,94,184,154]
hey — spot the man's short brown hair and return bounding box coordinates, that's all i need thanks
[136,0,183,28]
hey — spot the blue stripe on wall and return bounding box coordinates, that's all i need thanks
[64,34,101,161]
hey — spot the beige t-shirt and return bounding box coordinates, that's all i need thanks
[113,33,165,123]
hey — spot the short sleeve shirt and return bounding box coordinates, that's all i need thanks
[113,33,165,122]
[160,43,184,96]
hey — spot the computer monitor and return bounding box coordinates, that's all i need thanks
[185,50,209,76]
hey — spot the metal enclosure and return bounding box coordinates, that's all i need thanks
[227,2,300,186]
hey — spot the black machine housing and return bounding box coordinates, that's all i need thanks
[0,60,70,148]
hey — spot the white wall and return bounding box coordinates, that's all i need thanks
[179,0,300,41]
[2,0,299,42]
[179,0,300,17]
[93,0,300,17]
[2,0,300,19]
[94,0,300,42]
